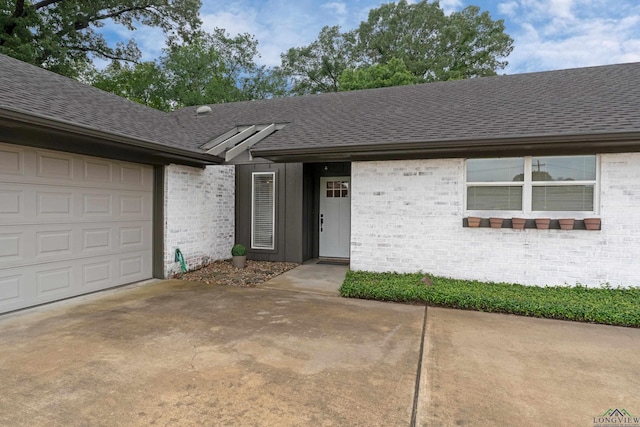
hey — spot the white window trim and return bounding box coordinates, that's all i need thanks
[251,171,276,250]
[464,155,600,218]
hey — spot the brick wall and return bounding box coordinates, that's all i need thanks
[164,164,235,277]
[350,154,640,287]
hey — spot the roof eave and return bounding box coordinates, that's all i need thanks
[251,131,640,163]
[0,107,222,167]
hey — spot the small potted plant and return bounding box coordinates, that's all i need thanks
[231,244,247,268]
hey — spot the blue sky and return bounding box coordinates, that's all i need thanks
[105,0,640,75]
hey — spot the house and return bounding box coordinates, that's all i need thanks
[1,53,640,313]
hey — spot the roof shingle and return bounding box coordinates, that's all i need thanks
[2,52,640,160]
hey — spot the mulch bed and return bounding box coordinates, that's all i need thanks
[180,259,299,287]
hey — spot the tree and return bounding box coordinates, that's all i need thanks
[353,0,513,81]
[338,58,418,91]
[162,30,287,108]
[90,29,288,110]
[91,61,171,111]
[436,6,513,81]
[279,25,356,95]
[161,31,240,107]
[0,0,201,77]
[354,0,445,80]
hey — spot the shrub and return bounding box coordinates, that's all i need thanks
[339,271,640,327]
[231,244,247,257]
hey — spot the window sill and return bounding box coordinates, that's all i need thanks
[463,217,601,230]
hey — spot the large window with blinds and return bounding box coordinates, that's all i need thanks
[251,172,276,250]
[466,155,598,214]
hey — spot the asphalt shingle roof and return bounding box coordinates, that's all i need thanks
[171,62,640,156]
[2,52,640,161]
[0,53,192,150]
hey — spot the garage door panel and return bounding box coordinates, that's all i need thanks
[37,151,74,180]
[1,222,151,270]
[83,158,113,183]
[120,255,144,279]
[0,188,23,217]
[37,266,73,296]
[1,149,151,191]
[120,164,145,186]
[36,190,73,217]
[0,274,24,310]
[0,142,153,314]
[36,230,72,257]
[82,260,113,289]
[82,228,112,252]
[0,233,22,260]
[82,193,112,216]
[0,145,24,176]
[120,226,145,249]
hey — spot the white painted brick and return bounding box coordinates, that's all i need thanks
[350,154,640,287]
[164,164,235,277]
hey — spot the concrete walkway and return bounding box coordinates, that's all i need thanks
[1,267,639,426]
[258,260,348,296]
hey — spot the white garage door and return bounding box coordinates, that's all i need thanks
[0,142,153,314]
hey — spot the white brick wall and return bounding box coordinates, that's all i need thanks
[350,154,640,287]
[164,164,235,277]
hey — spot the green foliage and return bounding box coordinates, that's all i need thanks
[339,271,640,327]
[0,0,201,78]
[436,5,514,81]
[338,58,418,91]
[279,25,357,95]
[90,29,288,109]
[354,0,513,82]
[231,244,247,257]
[163,29,287,107]
[280,0,514,91]
[91,61,171,111]
[354,0,445,80]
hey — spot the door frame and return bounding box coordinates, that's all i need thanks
[319,176,351,258]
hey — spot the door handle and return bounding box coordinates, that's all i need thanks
[320,214,324,232]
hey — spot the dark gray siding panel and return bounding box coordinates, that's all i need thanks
[284,163,304,262]
[235,162,304,263]
[153,165,165,278]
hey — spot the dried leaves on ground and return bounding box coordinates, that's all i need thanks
[180,260,299,287]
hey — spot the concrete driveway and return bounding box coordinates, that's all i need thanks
[1,278,639,426]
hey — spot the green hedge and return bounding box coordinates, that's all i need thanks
[339,271,640,327]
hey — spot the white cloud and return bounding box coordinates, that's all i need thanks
[498,1,519,17]
[438,0,463,14]
[322,2,348,16]
[546,0,575,19]
[505,3,640,73]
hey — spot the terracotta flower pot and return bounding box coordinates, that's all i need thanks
[535,218,551,230]
[511,218,526,230]
[490,217,504,229]
[467,216,481,227]
[583,218,601,230]
[558,218,575,230]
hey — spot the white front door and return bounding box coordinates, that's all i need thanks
[319,177,351,258]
